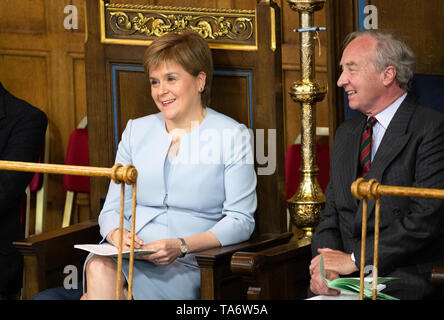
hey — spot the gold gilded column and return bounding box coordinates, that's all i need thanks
[287,0,327,244]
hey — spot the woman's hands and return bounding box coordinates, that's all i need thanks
[105,230,220,267]
[106,228,144,251]
[106,230,183,265]
[139,238,183,265]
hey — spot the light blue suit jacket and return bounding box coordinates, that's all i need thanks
[99,107,257,247]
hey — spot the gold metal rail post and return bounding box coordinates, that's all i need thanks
[0,160,138,300]
[287,0,327,243]
[351,178,444,300]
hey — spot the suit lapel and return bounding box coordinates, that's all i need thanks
[354,94,415,229]
[338,114,366,208]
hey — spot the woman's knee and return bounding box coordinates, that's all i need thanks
[86,256,116,278]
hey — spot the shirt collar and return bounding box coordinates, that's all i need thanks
[373,92,407,130]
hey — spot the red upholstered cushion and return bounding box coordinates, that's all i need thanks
[29,143,46,192]
[29,172,42,192]
[63,128,90,193]
[285,144,330,200]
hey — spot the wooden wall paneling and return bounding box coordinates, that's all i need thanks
[0,0,89,231]
[85,0,114,218]
[72,0,87,34]
[369,0,444,75]
[232,0,257,10]
[104,45,147,156]
[69,52,88,127]
[211,50,255,128]
[46,0,87,229]
[254,0,286,234]
[0,51,50,114]
[0,0,47,34]
[114,66,155,142]
[216,0,233,9]
[116,68,153,119]
[325,0,359,149]
[211,71,251,126]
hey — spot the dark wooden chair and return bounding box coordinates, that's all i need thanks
[13,0,295,300]
[13,220,100,300]
[231,241,311,299]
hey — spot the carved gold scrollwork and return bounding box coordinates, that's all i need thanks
[109,12,132,32]
[109,11,253,41]
[100,1,257,48]
[193,17,253,40]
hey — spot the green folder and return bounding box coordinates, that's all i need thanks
[319,256,399,300]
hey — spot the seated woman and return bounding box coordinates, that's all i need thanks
[82,31,257,300]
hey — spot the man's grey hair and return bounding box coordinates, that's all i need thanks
[343,30,416,91]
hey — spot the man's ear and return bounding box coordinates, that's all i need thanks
[382,66,397,86]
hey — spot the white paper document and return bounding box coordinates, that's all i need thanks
[74,243,156,259]
[307,291,360,300]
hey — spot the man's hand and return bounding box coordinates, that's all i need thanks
[310,269,340,296]
[310,248,358,276]
[309,248,359,296]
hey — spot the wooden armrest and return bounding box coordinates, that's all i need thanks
[14,220,99,248]
[195,232,293,266]
[431,266,444,288]
[13,220,100,299]
[231,240,310,274]
[195,232,293,300]
[230,241,312,299]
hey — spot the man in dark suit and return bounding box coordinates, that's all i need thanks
[309,30,444,299]
[0,82,47,299]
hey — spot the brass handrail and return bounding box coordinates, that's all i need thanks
[0,160,138,300]
[351,177,444,300]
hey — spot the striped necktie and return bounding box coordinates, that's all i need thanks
[360,116,377,177]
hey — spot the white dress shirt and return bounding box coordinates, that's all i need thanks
[371,92,407,161]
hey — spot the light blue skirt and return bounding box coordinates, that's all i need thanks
[84,213,201,300]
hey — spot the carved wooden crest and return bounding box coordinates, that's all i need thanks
[100,0,257,50]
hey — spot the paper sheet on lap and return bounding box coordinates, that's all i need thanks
[74,243,156,259]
